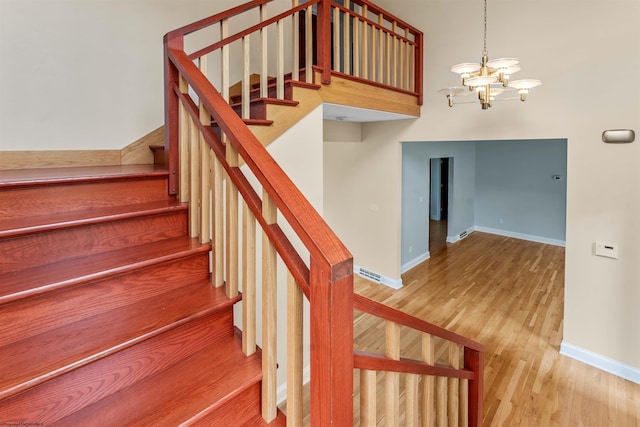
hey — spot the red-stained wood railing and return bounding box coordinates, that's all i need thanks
[164,2,353,425]
[354,294,484,426]
[320,0,424,103]
[162,1,433,425]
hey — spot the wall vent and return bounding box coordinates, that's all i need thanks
[459,230,468,240]
[357,267,382,284]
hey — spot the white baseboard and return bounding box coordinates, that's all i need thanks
[474,226,566,247]
[354,265,403,289]
[560,342,640,384]
[447,226,475,243]
[401,251,430,273]
[277,364,311,405]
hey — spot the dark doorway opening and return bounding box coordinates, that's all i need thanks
[429,158,450,253]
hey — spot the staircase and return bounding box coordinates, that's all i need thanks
[0,165,284,425]
[0,1,484,425]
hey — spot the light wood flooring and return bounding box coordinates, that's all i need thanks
[284,232,640,426]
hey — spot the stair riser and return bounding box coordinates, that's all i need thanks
[0,309,234,425]
[231,84,293,104]
[230,102,268,120]
[0,177,170,220]
[0,252,210,347]
[0,210,188,274]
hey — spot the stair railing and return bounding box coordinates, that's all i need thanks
[164,1,353,425]
[354,294,484,426]
[317,0,424,104]
[164,1,455,425]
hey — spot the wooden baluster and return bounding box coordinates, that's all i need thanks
[460,376,469,427]
[242,35,251,119]
[404,28,411,90]
[178,75,189,203]
[225,143,239,299]
[378,14,384,83]
[436,376,448,427]
[385,28,391,86]
[292,0,300,81]
[353,14,360,77]
[262,191,278,423]
[212,154,224,288]
[410,42,416,92]
[221,18,230,103]
[242,200,256,355]
[305,6,313,83]
[406,373,419,427]
[198,57,211,245]
[448,342,460,427]
[385,321,400,427]
[188,114,200,238]
[333,7,340,72]
[343,0,350,75]
[391,22,397,87]
[362,5,369,80]
[423,333,435,427]
[286,271,303,427]
[360,369,376,427]
[260,4,268,99]
[277,19,284,99]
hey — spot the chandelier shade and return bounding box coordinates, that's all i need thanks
[439,0,541,109]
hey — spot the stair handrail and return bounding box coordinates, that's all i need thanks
[164,2,354,425]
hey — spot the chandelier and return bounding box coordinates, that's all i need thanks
[438,0,541,110]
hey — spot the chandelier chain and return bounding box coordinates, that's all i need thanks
[483,0,488,56]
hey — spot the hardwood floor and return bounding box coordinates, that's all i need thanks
[353,232,640,426]
[283,232,640,425]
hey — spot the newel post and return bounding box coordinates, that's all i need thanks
[163,33,183,195]
[316,0,332,84]
[464,347,484,426]
[309,257,353,426]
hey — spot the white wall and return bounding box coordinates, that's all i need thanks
[237,105,324,402]
[356,0,640,374]
[0,0,292,150]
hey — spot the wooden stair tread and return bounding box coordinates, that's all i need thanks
[0,236,208,304]
[0,309,238,424]
[211,118,273,127]
[45,332,262,426]
[0,283,239,400]
[0,198,187,238]
[0,164,168,189]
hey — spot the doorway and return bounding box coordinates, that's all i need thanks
[429,157,450,253]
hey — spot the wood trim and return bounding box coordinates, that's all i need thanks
[121,126,164,165]
[0,150,121,170]
[315,71,420,117]
[0,126,164,170]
